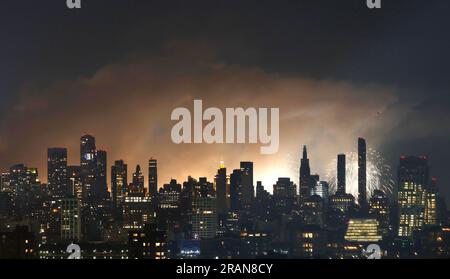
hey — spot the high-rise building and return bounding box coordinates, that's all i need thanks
[148,158,158,198]
[47,148,68,199]
[111,160,127,216]
[215,162,228,216]
[337,154,346,194]
[299,146,311,203]
[191,196,217,239]
[67,166,83,200]
[123,193,152,230]
[131,165,145,194]
[397,156,429,238]
[229,169,242,212]
[369,189,390,235]
[80,134,97,202]
[240,162,254,209]
[358,138,368,212]
[159,179,181,210]
[95,150,108,199]
[61,198,81,241]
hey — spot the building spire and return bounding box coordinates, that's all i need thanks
[303,145,307,159]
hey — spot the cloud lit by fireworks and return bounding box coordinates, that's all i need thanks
[325,148,394,202]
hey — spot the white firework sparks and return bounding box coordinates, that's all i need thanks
[325,148,394,202]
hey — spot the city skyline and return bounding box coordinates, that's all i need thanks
[0,133,416,197]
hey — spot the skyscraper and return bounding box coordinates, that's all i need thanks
[47,148,68,199]
[229,169,242,212]
[358,138,368,212]
[397,156,429,238]
[215,162,228,216]
[148,158,158,198]
[95,150,108,199]
[240,161,254,209]
[80,134,96,202]
[131,165,145,194]
[337,154,346,194]
[300,146,312,203]
[67,166,82,200]
[111,160,128,215]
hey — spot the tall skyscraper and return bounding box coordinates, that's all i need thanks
[67,166,82,200]
[358,138,368,212]
[95,150,108,199]
[47,148,68,199]
[300,146,311,203]
[215,162,228,216]
[131,165,145,193]
[229,169,242,212]
[80,134,97,202]
[397,156,429,238]
[111,160,128,215]
[148,158,158,198]
[337,154,346,194]
[240,161,254,209]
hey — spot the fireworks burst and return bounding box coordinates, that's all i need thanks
[325,148,394,202]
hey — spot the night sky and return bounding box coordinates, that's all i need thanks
[1,0,450,202]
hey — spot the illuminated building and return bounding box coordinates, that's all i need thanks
[301,195,325,227]
[293,226,326,258]
[369,189,390,235]
[240,230,270,258]
[0,172,10,192]
[148,158,158,198]
[329,193,355,214]
[312,181,329,204]
[424,177,438,225]
[123,194,152,230]
[215,162,229,216]
[397,156,428,238]
[159,179,181,210]
[80,134,97,202]
[61,198,81,241]
[111,160,127,217]
[358,138,368,213]
[157,179,181,229]
[47,148,68,199]
[273,178,296,215]
[191,196,217,239]
[68,166,83,200]
[128,224,167,259]
[344,218,382,243]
